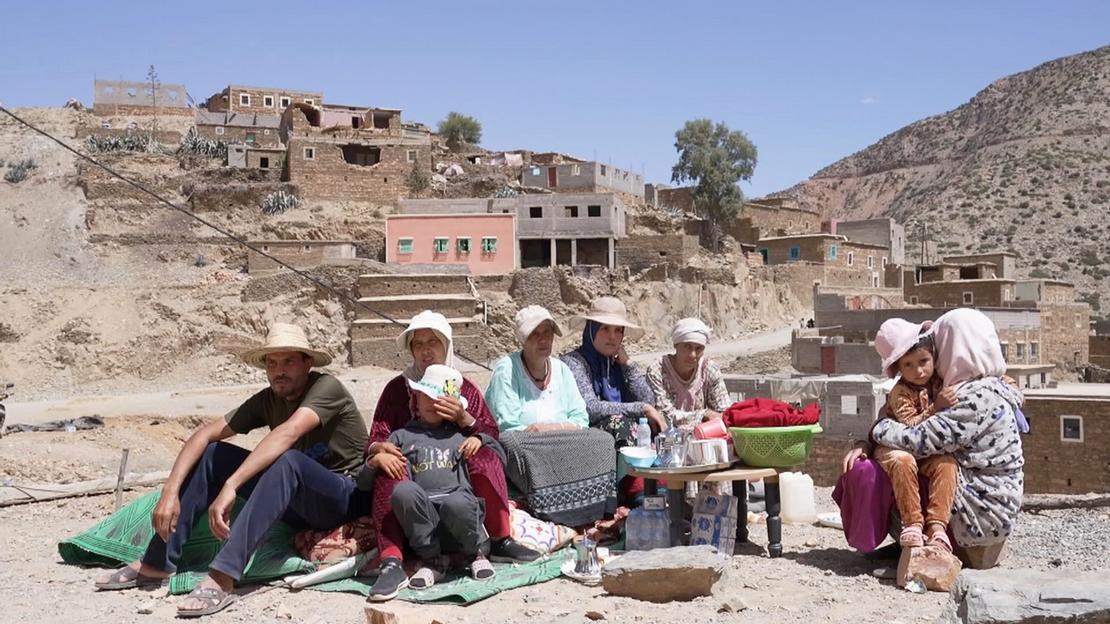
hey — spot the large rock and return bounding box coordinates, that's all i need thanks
[896,545,962,592]
[601,546,726,603]
[938,568,1110,623]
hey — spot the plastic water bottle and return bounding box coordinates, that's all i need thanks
[653,487,669,548]
[635,417,651,448]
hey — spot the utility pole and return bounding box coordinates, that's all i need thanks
[147,65,159,150]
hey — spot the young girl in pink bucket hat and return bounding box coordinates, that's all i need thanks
[872,318,958,551]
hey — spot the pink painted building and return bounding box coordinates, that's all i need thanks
[385,213,517,275]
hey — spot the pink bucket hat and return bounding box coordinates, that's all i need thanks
[875,318,934,378]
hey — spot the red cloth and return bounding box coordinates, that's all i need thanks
[369,375,511,562]
[722,397,821,428]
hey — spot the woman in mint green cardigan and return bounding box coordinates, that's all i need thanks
[485,306,616,526]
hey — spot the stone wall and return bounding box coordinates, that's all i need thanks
[247,241,356,275]
[1090,336,1110,367]
[197,124,282,147]
[206,86,322,115]
[74,127,184,144]
[905,280,1014,307]
[286,137,431,205]
[1039,303,1091,368]
[615,234,699,271]
[1022,396,1110,493]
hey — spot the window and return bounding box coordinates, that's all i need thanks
[304,98,315,105]
[264,129,271,135]
[259,157,270,169]
[572,164,581,175]
[1040,372,1047,385]
[789,246,800,260]
[481,237,497,253]
[828,244,838,260]
[963,292,974,305]
[600,165,607,176]
[239,93,250,106]
[407,150,417,163]
[841,395,858,415]
[1030,342,1039,359]
[214,126,225,135]
[1060,415,1083,442]
[872,274,880,287]
[565,206,579,218]
[457,237,471,253]
[433,237,449,254]
[1016,343,1026,360]
[398,238,413,254]
[264,95,275,108]
[529,206,543,218]
[1000,343,1009,361]
[531,167,540,176]
[245,132,256,144]
[758,248,769,264]
[867,255,874,268]
[303,147,315,160]
[847,252,854,266]
[882,257,888,269]
[588,205,601,217]
[280,96,291,108]
[910,295,919,305]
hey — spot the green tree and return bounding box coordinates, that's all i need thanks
[671,119,757,251]
[437,112,482,149]
[406,159,430,195]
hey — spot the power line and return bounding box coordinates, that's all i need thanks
[0,105,492,371]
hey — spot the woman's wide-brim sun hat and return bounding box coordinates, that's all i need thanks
[241,323,332,369]
[569,296,645,341]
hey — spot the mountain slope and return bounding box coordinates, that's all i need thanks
[773,45,1110,311]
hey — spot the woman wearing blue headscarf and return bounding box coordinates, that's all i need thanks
[561,297,660,501]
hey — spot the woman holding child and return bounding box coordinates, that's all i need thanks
[363,311,539,602]
[838,308,1024,568]
[485,305,618,526]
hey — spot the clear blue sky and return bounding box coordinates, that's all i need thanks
[2,1,1107,196]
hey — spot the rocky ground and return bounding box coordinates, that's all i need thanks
[1,412,1105,624]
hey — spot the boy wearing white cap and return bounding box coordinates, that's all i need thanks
[365,364,504,596]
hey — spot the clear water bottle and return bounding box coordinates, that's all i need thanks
[655,487,670,548]
[635,417,651,448]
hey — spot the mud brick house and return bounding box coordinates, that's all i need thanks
[92,79,191,117]
[733,198,824,244]
[827,218,906,266]
[246,240,357,276]
[281,103,432,204]
[755,233,893,288]
[1021,385,1110,493]
[521,160,644,200]
[398,193,627,269]
[195,110,282,147]
[204,85,322,116]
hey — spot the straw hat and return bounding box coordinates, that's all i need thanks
[569,296,645,340]
[241,323,332,369]
[875,318,933,378]
[514,305,563,344]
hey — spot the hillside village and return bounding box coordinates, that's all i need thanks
[2,44,1110,624]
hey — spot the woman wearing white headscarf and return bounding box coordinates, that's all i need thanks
[645,318,731,431]
[485,306,617,526]
[870,308,1024,565]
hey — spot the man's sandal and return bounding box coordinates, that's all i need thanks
[176,586,238,618]
[899,524,925,548]
[471,557,495,580]
[93,566,166,591]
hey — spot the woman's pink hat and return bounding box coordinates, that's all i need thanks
[875,318,934,378]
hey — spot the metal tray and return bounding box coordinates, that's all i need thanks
[632,461,735,475]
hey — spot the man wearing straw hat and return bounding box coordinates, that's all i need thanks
[93,323,369,618]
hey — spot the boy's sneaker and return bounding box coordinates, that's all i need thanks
[366,558,408,602]
[489,537,542,563]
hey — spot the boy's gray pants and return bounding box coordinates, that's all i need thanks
[390,480,489,559]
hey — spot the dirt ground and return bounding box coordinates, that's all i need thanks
[2,412,1105,624]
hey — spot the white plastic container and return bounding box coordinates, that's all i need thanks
[779,471,818,525]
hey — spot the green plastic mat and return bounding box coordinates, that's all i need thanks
[311,549,570,605]
[58,490,314,593]
[58,490,569,603]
